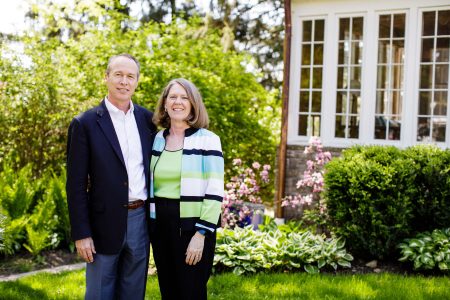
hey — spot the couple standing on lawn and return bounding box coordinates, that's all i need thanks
[66,53,224,300]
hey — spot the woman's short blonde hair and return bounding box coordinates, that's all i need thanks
[153,78,209,129]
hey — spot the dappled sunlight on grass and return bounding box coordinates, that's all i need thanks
[312,275,378,299]
[0,270,449,299]
[0,270,85,299]
[208,272,450,300]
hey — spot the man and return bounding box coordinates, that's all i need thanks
[66,53,156,299]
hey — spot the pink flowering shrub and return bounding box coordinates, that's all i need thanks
[282,137,332,231]
[222,158,271,228]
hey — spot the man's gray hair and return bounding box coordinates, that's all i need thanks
[106,53,140,78]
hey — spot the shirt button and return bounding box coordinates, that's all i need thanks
[124,181,128,186]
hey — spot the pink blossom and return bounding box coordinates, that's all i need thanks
[232,158,242,166]
[303,194,313,205]
[281,137,332,225]
[306,160,314,170]
[222,159,272,228]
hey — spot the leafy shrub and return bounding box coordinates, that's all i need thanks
[0,162,40,254]
[0,9,279,176]
[0,163,69,256]
[23,225,51,258]
[403,146,450,232]
[325,146,415,259]
[43,170,71,248]
[0,163,40,220]
[324,145,450,259]
[214,225,353,275]
[258,218,305,234]
[23,193,59,256]
[0,213,5,252]
[398,228,450,272]
[1,216,28,255]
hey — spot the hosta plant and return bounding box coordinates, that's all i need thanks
[398,228,450,272]
[213,225,353,275]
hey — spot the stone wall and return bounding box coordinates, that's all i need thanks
[279,144,344,220]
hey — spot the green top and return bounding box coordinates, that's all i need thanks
[153,149,182,199]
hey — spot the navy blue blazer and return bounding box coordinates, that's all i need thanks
[66,100,156,254]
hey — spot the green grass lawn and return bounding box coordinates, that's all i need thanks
[0,269,449,300]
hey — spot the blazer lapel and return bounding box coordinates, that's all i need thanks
[96,100,126,168]
[134,106,151,179]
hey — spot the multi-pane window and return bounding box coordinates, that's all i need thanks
[298,19,325,136]
[374,14,406,140]
[417,10,450,142]
[335,17,363,138]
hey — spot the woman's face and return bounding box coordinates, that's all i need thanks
[165,83,192,125]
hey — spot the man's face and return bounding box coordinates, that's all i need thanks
[105,56,139,105]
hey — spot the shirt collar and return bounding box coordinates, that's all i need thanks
[104,97,134,115]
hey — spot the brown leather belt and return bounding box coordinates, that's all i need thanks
[125,200,145,210]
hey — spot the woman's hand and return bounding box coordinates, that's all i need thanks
[185,232,205,265]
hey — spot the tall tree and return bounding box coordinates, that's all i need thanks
[1,3,279,174]
[205,0,284,90]
[23,0,284,90]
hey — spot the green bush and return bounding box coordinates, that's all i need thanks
[0,162,40,254]
[0,8,279,177]
[0,163,68,256]
[398,228,450,272]
[43,170,71,248]
[0,213,5,252]
[403,146,450,232]
[1,215,28,255]
[214,225,353,275]
[0,163,40,220]
[324,145,450,259]
[325,146,414,259]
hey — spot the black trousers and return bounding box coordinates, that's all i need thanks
[152,197,216,300]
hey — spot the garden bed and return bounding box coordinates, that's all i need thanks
[0,249,82,277]
[0,248,414,278]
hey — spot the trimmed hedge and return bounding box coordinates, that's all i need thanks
[324,145,450,259]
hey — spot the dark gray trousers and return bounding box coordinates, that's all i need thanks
[85,206,149,300]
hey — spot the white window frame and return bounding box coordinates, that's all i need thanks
[289,0,450,149]
[289,14,328,145]
[371,10,409,143]
[331,12,367,142]
[412,7,450,146]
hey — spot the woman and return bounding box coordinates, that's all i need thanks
[149,78,224,300]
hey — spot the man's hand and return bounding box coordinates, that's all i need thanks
[185,232,205,266]
[75,237,96,263]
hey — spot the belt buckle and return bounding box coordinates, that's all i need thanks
[127,200,144,210]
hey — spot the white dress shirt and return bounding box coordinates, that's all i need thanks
[105,98,147,202]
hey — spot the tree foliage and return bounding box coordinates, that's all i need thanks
[24,0,285,90]
[0,0,279,176]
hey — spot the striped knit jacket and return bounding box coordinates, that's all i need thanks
[149,127,224,234]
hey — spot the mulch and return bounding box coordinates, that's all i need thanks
[0,249,83,277]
